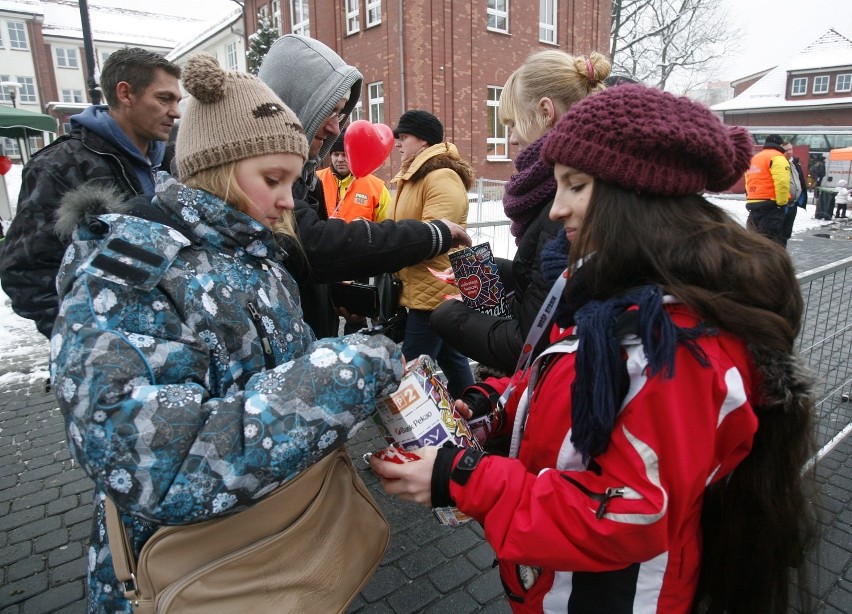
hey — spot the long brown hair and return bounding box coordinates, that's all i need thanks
[567,181,817,613]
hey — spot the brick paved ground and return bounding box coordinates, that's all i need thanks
[1,221,851,614]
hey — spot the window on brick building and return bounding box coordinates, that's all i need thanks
[346,0,360,34]
[16,77,36,103]
[837,74,852,93]
[366,0,382,27]
[368,81,384,124]
[7,21,27,49]
[61,89,84,103]
[290,0,310,37]
[539,0,557,44]
[350,99,363,122]
[487,0,509,33]
[791,77,807,96]
[272,0,281,31]
[813,75,829,94]
[56,47,79,69]
[3,138,19,156]
[487,86,509,160]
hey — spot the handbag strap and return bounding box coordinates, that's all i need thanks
[104,496,141,601]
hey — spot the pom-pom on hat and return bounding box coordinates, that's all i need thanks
[177,52,308,181]
[393,110,444,145]
[541,83,754,196]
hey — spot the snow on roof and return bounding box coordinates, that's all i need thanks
[3,0,236,49]
[714,29,852,113]
[166,8,242,61]
[0,0,42,17]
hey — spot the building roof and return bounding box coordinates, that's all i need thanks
[713,28,852,113]
[1,0,236,49]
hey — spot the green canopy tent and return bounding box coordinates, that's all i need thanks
[0,104,57,138]
[0,105,57,162]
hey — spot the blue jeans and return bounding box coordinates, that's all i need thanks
[401,309,474,399]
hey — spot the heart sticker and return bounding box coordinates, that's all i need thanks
[456,275,482,300]
[344,120,395,178]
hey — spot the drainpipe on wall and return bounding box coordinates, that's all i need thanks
[398,0,405,113]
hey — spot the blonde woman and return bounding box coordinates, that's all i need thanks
[51,53,402,613]
[431,50,611,376]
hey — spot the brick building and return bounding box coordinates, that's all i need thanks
[241,0,611,181]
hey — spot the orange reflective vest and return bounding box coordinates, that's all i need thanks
[316,169,390,222]
[744,148,790,205]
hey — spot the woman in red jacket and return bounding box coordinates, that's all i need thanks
[370,84,816,614]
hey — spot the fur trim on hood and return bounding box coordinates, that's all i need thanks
[398,143,475,190]
[54,185,135,240]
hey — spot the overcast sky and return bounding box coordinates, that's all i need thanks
[718,0,852,80]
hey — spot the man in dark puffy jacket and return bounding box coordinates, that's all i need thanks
[0,48,181,337]
[258,35,470,339]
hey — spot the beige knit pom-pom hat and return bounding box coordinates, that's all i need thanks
[176,52,308,180]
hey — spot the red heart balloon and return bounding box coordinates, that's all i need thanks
[0,156,11,176]
[344,120,394,178]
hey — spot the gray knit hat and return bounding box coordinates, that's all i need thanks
[177,52,307,181]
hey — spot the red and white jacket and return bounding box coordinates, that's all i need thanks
[450,304,759,613]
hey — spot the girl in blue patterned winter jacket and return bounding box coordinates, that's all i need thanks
[49,53,403,613]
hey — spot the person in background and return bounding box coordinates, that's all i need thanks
[781,141,807,246]
[0,47,181,338]
[317,128,391,222]
[810,156,825,187]
[390,109,474,398]
[744,134,790,244]
[430,50,610,376]
[371,84,816,614]
[317,128,392,332]
[258,34,470,339]
[50,53,403,613]
[835,179,849,218]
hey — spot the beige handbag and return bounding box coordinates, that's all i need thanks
[105,447,389,613]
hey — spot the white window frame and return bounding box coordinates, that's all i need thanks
[61,89,84,103]
[7,21,27,50]
[486,86,509,160]
[368,81,384,124]
[290,0,310,37]
[487,0,509,33]
[56,47,79,69]
[0,25,5,48]
[272,0,281,32]
[813,75,829,94]
[346,0,360,35]
[791,77,807,96]
[3,138,19,156]
[226,41,239,70]
[16,77,36,103]
[0,75,12,102]
[539,0,557,44]
[836,73,852,93]
[366,0,382,27]
[350,99,363,122]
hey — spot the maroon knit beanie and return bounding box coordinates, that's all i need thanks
[541,84,753,196]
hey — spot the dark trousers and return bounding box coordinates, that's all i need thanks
[402,308,474,399]
[746,201,785,245]
[782,204,798,246]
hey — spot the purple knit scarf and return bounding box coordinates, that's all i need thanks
[503,134,557,244]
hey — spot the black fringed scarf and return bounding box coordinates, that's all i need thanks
[568,285,712,463]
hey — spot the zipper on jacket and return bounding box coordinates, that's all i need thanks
[82,140,141,195]
[247,301,275,370]
[560,474,626,519]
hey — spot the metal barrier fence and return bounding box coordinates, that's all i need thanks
[463,185,852,453]
[795,255,852,454]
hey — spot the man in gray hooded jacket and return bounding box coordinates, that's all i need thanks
[259,35,469,339]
